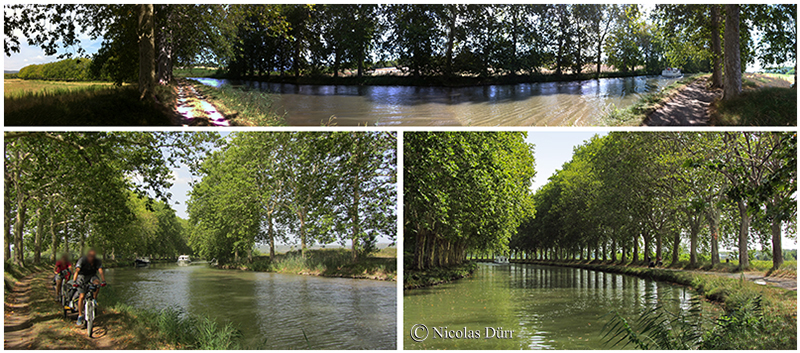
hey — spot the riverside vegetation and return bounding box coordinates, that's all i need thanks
[4,4,795,125]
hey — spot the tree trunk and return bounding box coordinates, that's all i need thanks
[771,219,783,270]
[723,4,742,100]
[50,210,57,262]
[351,173,361,260]
[4,182,11,262]
[34,208,42,264]
[267,214,275,259]
[671,230,680,265]
[155,5,174,85]
[707,208,721,265]
[299,210,307,258]
[710,5,723,88]
[689,222,699,267]
[138,4,156,100]
[444,5,457,77]
[737,199,750,269]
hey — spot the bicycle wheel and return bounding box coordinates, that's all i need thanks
[86,301,93,337]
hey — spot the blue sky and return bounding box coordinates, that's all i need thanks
[5,35,102,71]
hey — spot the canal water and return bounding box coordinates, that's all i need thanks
[190,75,679,126]
[404,263,706,350]
[103,263,396,349]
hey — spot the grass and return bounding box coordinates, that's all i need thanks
[403,261,478,289]
[4,79,175,126]
[529,260,796,349]
[711,87,797,126]
[602,74,702,126]
[218,248,397,280]
[185,79,285,126]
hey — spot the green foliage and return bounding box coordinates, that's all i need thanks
[4,132,219,266]
[513,132,796,272]
[188,132,396,263]
[404,132,536,270]
[17,58,97,81]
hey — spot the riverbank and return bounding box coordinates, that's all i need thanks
[403,262,478,289]
[4,268,246,349]
[182,69,661,87]
[216,248,397,281]
[519,260,796,349]
[603,74,703,126]
[181,79,285,126]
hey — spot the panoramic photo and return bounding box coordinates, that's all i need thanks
[3,4,796,126]
[403,131,796,349]
[4,131,398,349]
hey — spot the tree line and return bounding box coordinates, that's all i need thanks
[4,4,796,101]
[511,132,796,270]
[404,132,535,270]
[187,132,396,263]
[3,132,217,266]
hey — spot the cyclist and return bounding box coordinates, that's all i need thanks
[53,253,73,302]
[71,249,106,326]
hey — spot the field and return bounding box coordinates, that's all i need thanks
[4,79,174,126]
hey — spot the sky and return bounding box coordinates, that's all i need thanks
[4,32,102,71]
[526,132,606,192]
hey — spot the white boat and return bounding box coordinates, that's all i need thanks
[661,67,682,78]
[494,256,509,264]
[177,255,192,265]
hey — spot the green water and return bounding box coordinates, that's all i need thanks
[104,263,396,349]
[404,263,698,349]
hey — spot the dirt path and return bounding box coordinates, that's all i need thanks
[661,268,796,291]
[645,80,720,126]
[175,79,229,126]
[4,272,116,349]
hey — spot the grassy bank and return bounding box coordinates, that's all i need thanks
[4,265,247,349]
[217,248,397,281]
[711,86,797,126]
[602,74,702,126]
[4,79,174,126]
[185,79,285,126]
[523,260,796,349]
[181,69,660,87]
[404,261,478,289]
[101,285,246,349]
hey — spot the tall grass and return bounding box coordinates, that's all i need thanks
[5,82,173,126]
[187,80,284,126]
[712,87,796,126]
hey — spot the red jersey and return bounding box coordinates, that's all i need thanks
[55,260,71,273]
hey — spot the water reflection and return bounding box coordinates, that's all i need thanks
[404,263,699,350]
[190,76,679,126]
[104,263,396,349]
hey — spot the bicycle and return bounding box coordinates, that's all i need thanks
[67,281,106,337]
[53,270,72,306]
